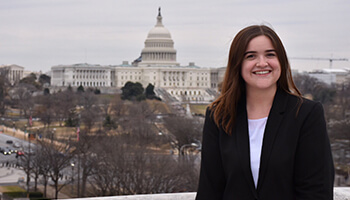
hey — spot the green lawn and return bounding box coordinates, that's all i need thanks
[190,104,209,116]
[0,185,26,192]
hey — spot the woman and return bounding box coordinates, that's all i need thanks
[196,25,334,200]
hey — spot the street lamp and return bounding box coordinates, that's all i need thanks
[71,163,75,194]
[180,143,199,156]
[50,128,56,143]
[24,124,27,140]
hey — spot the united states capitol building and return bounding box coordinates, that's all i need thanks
[50,8,225,103]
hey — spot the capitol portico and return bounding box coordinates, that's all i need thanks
[51,8,225,102]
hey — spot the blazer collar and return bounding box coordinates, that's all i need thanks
[235,88,289,195]
[257,89,289,190]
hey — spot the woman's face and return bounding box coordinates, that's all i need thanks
[241,35,281,92]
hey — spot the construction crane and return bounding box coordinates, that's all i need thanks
[290,57,348,69]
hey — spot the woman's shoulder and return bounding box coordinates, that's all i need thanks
[205,105,215,118]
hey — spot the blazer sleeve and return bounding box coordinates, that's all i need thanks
[294,102,334,200]
[196,108,226,200]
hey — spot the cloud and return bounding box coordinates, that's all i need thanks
[0,0,349,72]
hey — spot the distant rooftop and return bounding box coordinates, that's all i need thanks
[310,68,349,74]
[52,63,112,68]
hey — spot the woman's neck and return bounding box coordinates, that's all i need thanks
[246,87,277,119]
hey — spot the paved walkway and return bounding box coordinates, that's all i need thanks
[0,165,26,184]
[0,165,72,199]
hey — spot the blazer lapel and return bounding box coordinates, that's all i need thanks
[257,89,288,190]
[235,96,259,198]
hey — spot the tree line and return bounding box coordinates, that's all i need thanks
[1,69,202,198]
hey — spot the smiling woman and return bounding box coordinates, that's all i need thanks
[241,35,281,103]
[196,25,334,200]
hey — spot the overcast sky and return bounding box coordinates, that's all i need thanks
[0,0,349,73]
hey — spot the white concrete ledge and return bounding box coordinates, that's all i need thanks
[67,192,195,200]
[67,188,350,200]
[334,187,350,200]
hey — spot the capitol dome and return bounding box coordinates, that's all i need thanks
[138,8,179,67]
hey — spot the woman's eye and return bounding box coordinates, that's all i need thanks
[266,53,276,57]
[245,54,255,59]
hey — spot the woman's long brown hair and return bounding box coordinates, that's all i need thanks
[209,25,302,135]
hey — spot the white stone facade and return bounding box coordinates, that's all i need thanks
[308,68,350,85]
[49,8,225,102]
[0,64,24,85]
[51,63,114,87]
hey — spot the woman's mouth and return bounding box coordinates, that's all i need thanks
[253,70,271,75]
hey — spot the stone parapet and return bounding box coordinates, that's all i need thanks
[67,188,350,200]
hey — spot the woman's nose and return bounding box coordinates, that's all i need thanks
[256,57,268,67]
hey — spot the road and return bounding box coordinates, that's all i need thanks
[0,133,28,185]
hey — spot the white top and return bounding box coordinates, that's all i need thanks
[248,117,268,188]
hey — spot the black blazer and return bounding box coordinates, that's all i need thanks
[196,89,334,200]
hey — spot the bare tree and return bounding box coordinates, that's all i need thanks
[73,134,100,197]
[0,67,10,117]
[163,114,202,155]
[53,89,77,126]
[110,95,127,130]
[176,154,201,192]
[89,135,185,196]
[19,140,52,197]
[122,101,158,146]
[99,97,111,117]
[39,141,73,199]
[35,94,56,131]
[329,120,350,142]
[334,83,350,120]
[9,83,36,119]
[78,91,101,132]
[30,147,45,192]
[293,73,336,104]
[18,143,35,194]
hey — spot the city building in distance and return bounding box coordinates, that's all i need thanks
[50,8,225,103]
[0,64,24,86]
